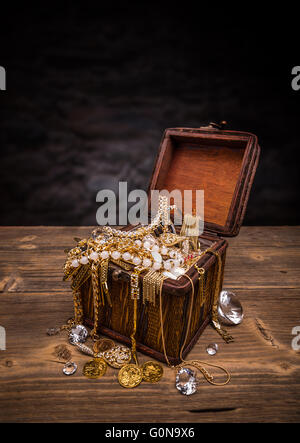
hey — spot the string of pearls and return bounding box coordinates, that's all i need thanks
[102,196,174,240]
[65,197,192,277]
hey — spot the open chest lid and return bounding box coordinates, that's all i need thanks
[147,126,260,237]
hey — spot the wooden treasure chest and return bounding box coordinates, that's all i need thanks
[64,124,260,365]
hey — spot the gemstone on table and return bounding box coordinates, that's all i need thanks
[218,290,244,325]
[175,368,197,395]
[206,343,219,355]
[69,324,89,344]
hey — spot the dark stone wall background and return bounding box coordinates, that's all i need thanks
[0,4,299,226]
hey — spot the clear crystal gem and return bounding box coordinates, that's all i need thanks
[218,290,244,325]
[62,361,77,376]
[69,325,89,344]
[175,368,197,395]
[206,343,218,355]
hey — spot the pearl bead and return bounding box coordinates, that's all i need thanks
[90,251,99,261]
[143,258,152,268]
[143,241,151,249]
[173,259,180,268]
[100,251,109,259]
[153,262,161,270]
[169,250,176,258]
[164,261,172,270]
[122,252,131,261]
[135,240,142,247]
[71,259,79,268]
[80,256,89,265]
[133,256,141,266]
[111,251,121,260]
[151,244,160,252]
[161,247,168,255]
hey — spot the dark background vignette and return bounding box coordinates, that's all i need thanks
[0,3,299,226]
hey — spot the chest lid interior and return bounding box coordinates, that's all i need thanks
[148,126,260,237]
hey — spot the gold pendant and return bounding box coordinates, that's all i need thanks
[160,232,186,247]
[83,358,107,379]
[103,345,132,369]
[118,364,143,388]
[93,338,115,354]
[142,361,164,383]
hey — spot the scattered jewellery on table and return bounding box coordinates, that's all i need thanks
[69,324,89,345]
[142,361,164,383]
[83,358,107,379]
[103,345,132,369]
[206,343,219,356]
[218,290,244,325]
[75,342,95,357]
[175,368,198,395]
[62,361,78,376]
[118,364,143,388]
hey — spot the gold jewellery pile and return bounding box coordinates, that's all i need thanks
[60,196,232,390]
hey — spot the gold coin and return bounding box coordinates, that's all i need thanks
[118,364,143,388]
[142,361,164,383]
[83,358,107,379]
[93,338,115,354]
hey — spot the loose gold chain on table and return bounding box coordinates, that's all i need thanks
[158,265,231,386]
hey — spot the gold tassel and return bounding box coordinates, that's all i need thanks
[180,213,201,251]
[100,259,112,307]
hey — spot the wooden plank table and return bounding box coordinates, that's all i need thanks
[0,226,299,423]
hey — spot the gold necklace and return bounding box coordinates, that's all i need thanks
[118,297,143,388]
[118,279,164,388]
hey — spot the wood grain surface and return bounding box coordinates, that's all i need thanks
[0,226,299,423]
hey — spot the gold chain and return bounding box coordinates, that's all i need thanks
[130,298,138,365]
[91,262,101,341]
[72,289,83,324]
[206,249,234,343]
[100,259,112,306]
[194,264,205,307]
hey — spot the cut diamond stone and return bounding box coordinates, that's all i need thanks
[175,368,197,395]
[206,343,218,355]
[69,325,89,345]
[218,290,244,325]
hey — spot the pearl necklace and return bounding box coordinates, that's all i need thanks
[102,196,174,240]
